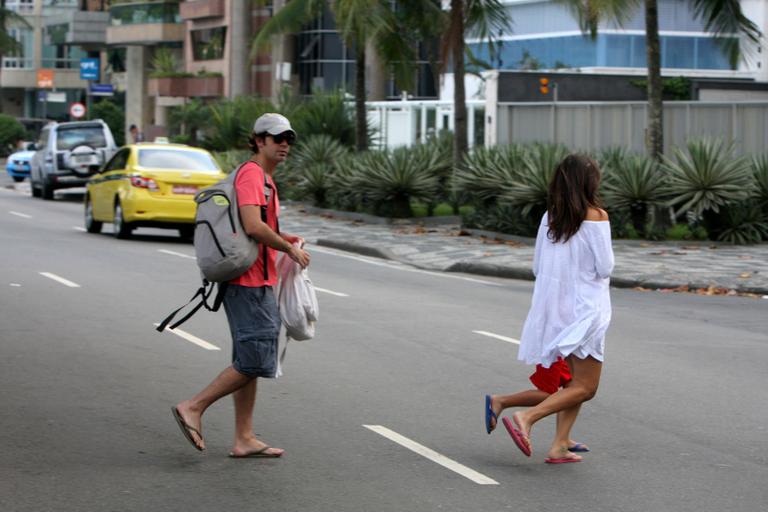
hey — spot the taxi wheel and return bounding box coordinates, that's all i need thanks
[84,196,102,234]
[12,176,24,183]
[113,200,133,239]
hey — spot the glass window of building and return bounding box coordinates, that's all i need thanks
[1,28,33,69]
[191,27,227,61]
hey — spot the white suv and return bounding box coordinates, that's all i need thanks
[30,120,118,200]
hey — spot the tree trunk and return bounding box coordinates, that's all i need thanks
[0,0,6,114]
[645,0,663,160]
[354,43,367,152]
[450,0,467,166]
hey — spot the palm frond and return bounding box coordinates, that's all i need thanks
[251,0,323,56]
[690,0,762,67]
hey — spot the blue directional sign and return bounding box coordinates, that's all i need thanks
[89,83,114,96]
[80,58,100,81]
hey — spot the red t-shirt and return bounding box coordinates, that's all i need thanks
[230,161,280,287]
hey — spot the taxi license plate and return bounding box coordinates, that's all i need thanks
[172,185,198,195]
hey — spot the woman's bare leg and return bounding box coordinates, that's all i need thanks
[548,404,583,460]
[513,356,602,441]
[488,389,549,431]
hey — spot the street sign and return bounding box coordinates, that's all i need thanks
[37,69,54,88]
[70,102,86,119]
[89,83,114,96]
[46,92,67,103]
[80,58,99,81]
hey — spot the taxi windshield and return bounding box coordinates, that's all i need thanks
[138,149,220,172]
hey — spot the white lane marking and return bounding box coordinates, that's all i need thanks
[9,211,32,219]
[154,323,221,351]
[314,287,349,297]
[10,283,21,287]
[310,246,501,286]
[472,330,520,345]
[73,226,86,232]
[39,272,81,288]
[363,425,499,485]
[158,249,196,260]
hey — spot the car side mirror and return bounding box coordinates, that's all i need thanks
[88,164,102,174]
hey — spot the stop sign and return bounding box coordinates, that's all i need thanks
[70,102,86,118]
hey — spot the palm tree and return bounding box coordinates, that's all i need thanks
[412,0,509,164]
[252,0,419,152]
[0,0,32,113]
[559,0,761,160]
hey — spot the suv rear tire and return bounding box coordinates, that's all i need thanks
[41,179,54,200]
[31,181,41,198]
[113,200,132,239]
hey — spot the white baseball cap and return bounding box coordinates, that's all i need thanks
[252,113,295,136]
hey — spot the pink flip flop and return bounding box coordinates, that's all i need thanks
[545,457,582,464]
[502,417,531,457]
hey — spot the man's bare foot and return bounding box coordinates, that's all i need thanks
[174,401,205,450]
[231,435,284,458]
[511,411,532,450]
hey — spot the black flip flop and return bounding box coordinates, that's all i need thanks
[171,406,204,452]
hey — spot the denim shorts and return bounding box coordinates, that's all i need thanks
[223,284,280,378]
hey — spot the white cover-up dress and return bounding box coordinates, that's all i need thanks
[518,212,615,367]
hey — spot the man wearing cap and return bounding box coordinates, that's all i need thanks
[172,113,310,457]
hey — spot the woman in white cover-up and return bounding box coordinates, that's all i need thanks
[496,154,614,463]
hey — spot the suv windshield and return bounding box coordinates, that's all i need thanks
[56,126,107,151]
[138,149,220,172]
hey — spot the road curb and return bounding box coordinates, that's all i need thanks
[313,238,768,295]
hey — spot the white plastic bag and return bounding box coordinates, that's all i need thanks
[276,245,319,341]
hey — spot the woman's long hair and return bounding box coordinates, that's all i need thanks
[547,154,602,243]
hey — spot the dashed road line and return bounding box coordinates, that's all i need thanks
[363,425,499,485]
[154,323,221,351]
[472,330,520,345]
[39,272,81,288]
[158,249,196,260]
[9,211,32,219]
[72,226,86,232]
[314,287,349,297]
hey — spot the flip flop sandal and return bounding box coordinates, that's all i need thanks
[485,395,498,434]
[171,406,204,452]
[502,416,532,457]
[229,446,284,458]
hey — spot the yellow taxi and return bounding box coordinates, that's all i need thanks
[84,143,227,239]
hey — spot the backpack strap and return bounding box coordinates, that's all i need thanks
[156,280,228,332]
[262,174,273,281]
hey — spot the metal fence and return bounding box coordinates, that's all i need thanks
[493,101,768,155]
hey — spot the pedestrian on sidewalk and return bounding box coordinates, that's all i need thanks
[491,154,614,464]
[172,113,310,457]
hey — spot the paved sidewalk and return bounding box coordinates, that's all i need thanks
[280,203,768,296]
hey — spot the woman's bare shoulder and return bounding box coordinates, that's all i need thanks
[585,207,609,222]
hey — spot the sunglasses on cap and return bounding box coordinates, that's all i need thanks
[270,131,296,146]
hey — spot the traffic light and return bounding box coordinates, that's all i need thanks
[539,77,550,95]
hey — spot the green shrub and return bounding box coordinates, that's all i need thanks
[351,147,442,218]
[205,96,273,151]
[716,202,768,244]
[662,138,753,218]
[456,144,526,207]
[502,142,569,218]
[665,223,708,241]
[0,114,26,156]
[601,155,667,236]
[89,100,125,146]
[168,98,210,146]
[283,134,349,207]
[277,89,362,149]
[751,154,768,208]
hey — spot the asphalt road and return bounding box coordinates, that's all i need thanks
[1,177,767,512]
